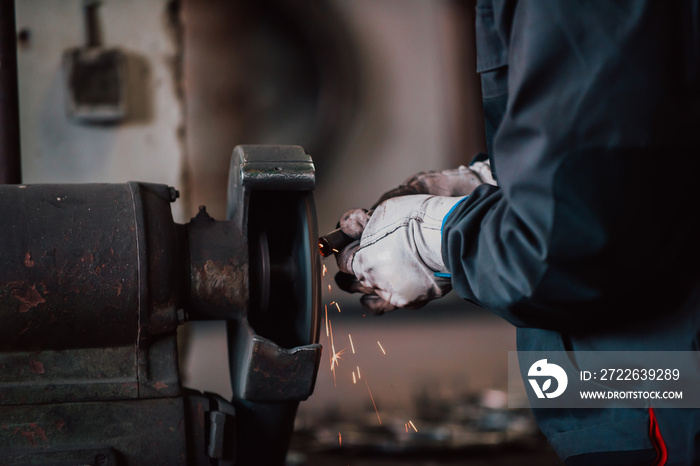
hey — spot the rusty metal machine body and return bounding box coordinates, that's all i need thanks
[0,145,322,465]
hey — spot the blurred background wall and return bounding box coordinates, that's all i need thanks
[15,0,187,221]
[14,0,520,434]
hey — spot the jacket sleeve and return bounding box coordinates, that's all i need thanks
[442,0,700,332]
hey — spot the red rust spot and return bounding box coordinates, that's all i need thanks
[154,382,169,390]
[192,260,246,305]
[24,253,35,267]
[20,430,36,446]
[29,360,45,374]
[19,426,47,446]
[13,284,46,311]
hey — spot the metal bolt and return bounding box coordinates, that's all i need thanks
[168,186,180,202]
[196,205,210,218]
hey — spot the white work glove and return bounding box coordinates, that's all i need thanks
[335,195,466,314]
[370,161,496,209]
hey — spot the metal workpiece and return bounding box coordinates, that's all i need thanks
[319,227,354,257]
[0,145,322,465]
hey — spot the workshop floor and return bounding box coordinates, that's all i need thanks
[291,444,564,465]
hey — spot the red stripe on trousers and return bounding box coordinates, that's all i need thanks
[649,406,668,466]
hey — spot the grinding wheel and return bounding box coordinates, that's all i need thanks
[247,190,320,348]
[224,145,322,466]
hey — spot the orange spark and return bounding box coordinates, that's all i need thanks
[329,320,337,367]
[330,348,346,388]
[365,379,381,425]
[322,264,327,276]
[325,337,333,377]
[352,372,356,384]
[409,420,418,432]
[325,305,329,337]
[377,341,386,355]
[331,348,346,368]
[329,319,346,386]
[327,319,334,370]
[356,366,361,379]
[328,284,332,293]
[324,328,336,386]
[334,302,341,313]
[338,432,342,446]
[349,334,355,354]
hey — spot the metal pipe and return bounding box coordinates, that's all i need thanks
[318,227,353,257]
[0,0,21,184]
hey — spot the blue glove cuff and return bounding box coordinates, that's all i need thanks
[441,196,469,234]
[435,196,469,278]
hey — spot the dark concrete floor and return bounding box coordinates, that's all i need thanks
[294,445,564,466]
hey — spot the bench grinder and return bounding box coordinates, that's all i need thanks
[0,145,322,465]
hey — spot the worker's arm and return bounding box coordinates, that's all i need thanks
[443,0,700,332]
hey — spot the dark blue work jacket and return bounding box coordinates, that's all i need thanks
[442,1,700,464]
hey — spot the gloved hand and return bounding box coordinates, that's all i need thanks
[335,195,466,314]
[335,160,495,242]
[370,161,496,209]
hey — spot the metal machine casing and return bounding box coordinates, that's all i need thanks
[0,145,322,465]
